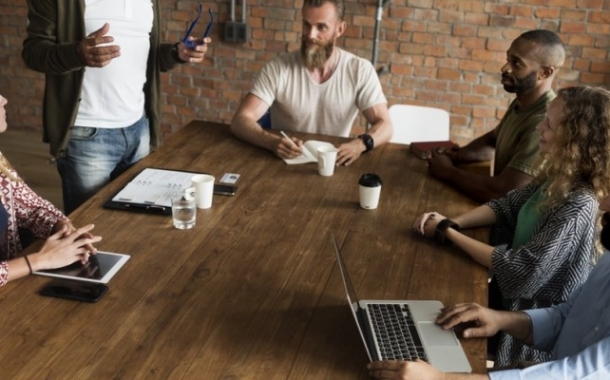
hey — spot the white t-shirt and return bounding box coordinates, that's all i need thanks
[75,0,154,128]
[250,49,387,137]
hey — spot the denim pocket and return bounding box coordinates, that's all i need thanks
[71,126,98,140]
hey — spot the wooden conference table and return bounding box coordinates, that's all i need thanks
[1,121,488,379]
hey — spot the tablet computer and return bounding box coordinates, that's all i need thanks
[32,251,130,284]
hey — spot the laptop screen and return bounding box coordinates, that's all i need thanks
[331,234,374,361]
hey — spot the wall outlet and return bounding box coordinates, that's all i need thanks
[224,21,249,43]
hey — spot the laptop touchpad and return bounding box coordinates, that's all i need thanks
[418,322,459,346]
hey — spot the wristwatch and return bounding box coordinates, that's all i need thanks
[358,133,374,153]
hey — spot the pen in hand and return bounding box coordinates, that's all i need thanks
[280,131,299,148]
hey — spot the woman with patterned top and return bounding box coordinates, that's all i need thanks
[412,86,610,367]
[0,94,102,286]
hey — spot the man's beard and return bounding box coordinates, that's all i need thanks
[501,70,537,94]
[301,36,334,69]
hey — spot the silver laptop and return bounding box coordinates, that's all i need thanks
[331,235,471,372]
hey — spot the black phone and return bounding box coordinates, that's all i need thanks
[39,280,108,303]
[213,184,237,196]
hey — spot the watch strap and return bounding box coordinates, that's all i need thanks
[434,219,460,245]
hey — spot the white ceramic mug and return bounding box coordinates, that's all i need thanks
[317,146,338,176]
[191,174,215,209]
[358,173,382,209]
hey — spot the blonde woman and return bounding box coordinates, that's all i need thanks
[0,94,101,286]
[413,86,610,367]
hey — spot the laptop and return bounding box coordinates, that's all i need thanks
[331,235,472,372]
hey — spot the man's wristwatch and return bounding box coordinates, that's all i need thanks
[358,133,374,153]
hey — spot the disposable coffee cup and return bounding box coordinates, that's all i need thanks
[358,173,382,209]
[191,174,215,209]
[317,146,338,176]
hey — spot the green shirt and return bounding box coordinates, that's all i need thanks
[512,184,546,249]
[494,90,556,176]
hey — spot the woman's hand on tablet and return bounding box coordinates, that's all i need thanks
[29,224,102,271]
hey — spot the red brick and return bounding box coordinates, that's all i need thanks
[514,17,540,29]
[439,92,462,105]
[510,5,534,17]
[484,3,510,14]
[412,32,436,44]
[464,12,489,25]
[561,9,587,20]
[435,0,459,10]
[549,0,577,5]
[486,39,511,52]
[413,67,438,78]
[591,62,610,73]
[583,47,609,59]
[587,23,610,34]
[573,59,591,71]
[576,0,604,7]
[438,67,461,80]
[391,64,414,75]
[580,72,606,84]
[568,34,595,47]
[413,9,439,21]
[454,25,478,36]
[458,59,484,71]
[535,8,561,19]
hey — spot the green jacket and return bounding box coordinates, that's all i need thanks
[22,0,179,158]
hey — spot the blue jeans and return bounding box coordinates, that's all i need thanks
[57,115,150,214]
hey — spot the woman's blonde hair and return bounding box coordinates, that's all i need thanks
[535,86,610,209]
[0,152,20,183]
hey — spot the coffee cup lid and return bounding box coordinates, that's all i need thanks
[358,173,382,187]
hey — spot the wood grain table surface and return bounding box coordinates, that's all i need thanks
[1,121,488,379]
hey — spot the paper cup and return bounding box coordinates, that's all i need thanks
[358,173,382,209]
[317,146,338,176]
[191,174,215,209]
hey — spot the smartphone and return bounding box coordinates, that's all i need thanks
[39,280,108,303]
[214,184,237,196]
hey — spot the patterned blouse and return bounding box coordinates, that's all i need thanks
[488,182,598,367]
[0,161,65,286]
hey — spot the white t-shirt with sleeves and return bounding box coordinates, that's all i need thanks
[250,49,387,137]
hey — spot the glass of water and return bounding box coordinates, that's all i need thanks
[171,196,196,230]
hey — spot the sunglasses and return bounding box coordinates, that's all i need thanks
[182,4,214,49]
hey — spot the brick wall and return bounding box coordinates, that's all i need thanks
[1,0,609,148]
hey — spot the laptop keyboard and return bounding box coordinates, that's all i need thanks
[369,303,429,362]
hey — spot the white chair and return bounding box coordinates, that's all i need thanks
[388,104,451,144]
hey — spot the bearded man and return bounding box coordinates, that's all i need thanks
[230,0,392,166]
[426,30,565,202]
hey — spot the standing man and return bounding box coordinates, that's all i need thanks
[22,1,210,214]
[230,0,393,166]
[427,30,565,202]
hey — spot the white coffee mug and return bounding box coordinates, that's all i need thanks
[358,173,382,209]
[191,174,215,209]
[317,146,338,177]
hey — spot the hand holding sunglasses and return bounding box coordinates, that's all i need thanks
[182,4,214,49]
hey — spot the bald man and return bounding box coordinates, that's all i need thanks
[427,30,565,202]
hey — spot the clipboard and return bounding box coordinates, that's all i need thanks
[104,168,232,215]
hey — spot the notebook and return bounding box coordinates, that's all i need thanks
[283,140,335,164]
[331,235,472,372]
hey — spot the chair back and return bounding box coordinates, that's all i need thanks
[388,104,450,144]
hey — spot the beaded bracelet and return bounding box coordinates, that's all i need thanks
[434,219,460,245]
[24,255,33,274]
